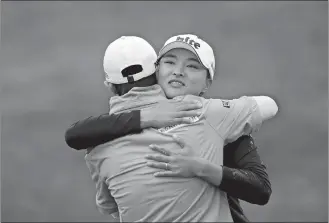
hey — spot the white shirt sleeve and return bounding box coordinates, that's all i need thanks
[252,96,278,121]
[205,96,275,144]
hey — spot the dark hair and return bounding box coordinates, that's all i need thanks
[112,73,157,96]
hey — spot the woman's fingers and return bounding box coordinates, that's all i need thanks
[172,134,185,148]
[149,144,172,156]
[145,154,171,164]
[154,171,179,177]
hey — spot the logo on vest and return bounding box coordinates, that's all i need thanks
[222,100,230,108]
[176,36,201,50]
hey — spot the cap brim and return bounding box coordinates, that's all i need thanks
[157,41,204,66]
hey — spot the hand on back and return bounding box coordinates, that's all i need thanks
[141,98,202,129]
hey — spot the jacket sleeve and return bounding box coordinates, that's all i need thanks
[219,135,272,205]
[65,110,142,150]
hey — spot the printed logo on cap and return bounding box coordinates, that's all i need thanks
[175,36,201,50]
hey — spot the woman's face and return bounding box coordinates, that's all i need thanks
[156,48,210,99]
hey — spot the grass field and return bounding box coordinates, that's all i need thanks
[1,1,328,221]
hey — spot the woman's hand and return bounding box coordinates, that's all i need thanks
[145,135,199,178]
[140,100,202,129]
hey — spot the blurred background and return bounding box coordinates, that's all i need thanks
[1,1,328,222]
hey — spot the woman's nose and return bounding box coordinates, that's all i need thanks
[173,72,184,77]
[173,66,184,77]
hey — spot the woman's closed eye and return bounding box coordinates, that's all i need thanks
[164,60,175,65]
[187,64,199,69]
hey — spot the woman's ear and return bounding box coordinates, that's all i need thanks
[205,78,212,89]
[199,76,212,97]
[205,71,213,90]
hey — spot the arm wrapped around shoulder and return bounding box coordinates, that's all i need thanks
[252,96,278,122]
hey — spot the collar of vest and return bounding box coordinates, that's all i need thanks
[109,84,167,114]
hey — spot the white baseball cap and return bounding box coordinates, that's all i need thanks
[157,34,215,80]
[103,36,157,84]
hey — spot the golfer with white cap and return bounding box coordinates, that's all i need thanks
[84,34,278,222]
